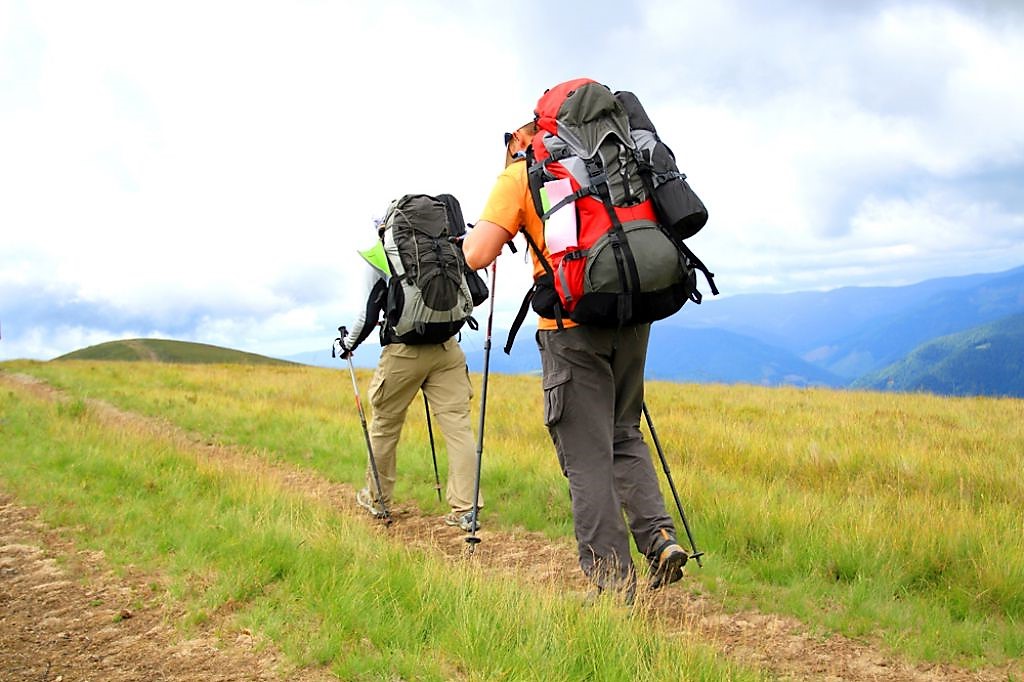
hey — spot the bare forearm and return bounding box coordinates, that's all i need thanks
[463,220,511,270]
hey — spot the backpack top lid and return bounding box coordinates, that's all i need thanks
[534,78,632,158]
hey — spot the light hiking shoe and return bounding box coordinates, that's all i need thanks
[649,529,689,589]
[444,510,480,532]
[356,488,387,519]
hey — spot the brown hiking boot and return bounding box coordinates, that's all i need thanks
[649,529,689,589]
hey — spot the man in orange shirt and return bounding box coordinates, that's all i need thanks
[463,122,688,604]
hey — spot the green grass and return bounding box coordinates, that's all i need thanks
[652,383,1024,664]
[4,359,1024,669]
[0,377,755,681]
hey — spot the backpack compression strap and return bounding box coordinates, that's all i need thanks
[678,241,719,298]
[584,155,642,324]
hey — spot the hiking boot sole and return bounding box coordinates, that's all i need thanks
[649,546,688,589]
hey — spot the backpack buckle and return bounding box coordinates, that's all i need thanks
[584,158,608,188]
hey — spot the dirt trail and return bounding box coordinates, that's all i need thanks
[2,372,1020,681]
[122,340,161,362]
[0,497,335,682]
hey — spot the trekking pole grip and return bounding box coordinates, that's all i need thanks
[333,327,349,359]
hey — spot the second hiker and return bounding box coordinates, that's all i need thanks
[336,193,484,532]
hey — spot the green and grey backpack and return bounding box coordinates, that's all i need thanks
[378,193,478,345]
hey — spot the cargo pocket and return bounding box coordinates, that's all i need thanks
[369,367,387,406]
[542,367,571,427]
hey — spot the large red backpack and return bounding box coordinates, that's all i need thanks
[505,78,717,352]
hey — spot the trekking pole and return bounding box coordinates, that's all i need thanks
[466,259,497,550]
[422,392,442,503]
[336,326,391,525]
[642,400,703,567]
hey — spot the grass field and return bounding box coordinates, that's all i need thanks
[2,355,1023,678]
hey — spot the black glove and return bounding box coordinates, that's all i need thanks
[333,327,353,360]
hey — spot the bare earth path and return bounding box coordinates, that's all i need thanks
[0,496,335,682]
[2,373,1020,681]
[122,340,161,362]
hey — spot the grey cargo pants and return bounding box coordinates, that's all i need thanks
[537,323,677,590]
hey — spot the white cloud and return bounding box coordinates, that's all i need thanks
[2,0,1024,359]
[2,1,528,357]
[619,0,1024,298]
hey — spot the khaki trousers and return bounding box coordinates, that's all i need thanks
[365,338,481,513]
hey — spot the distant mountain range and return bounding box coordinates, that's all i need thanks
[285,265,1024,398]
[663,265,1024,379]
[853,313,1024,397]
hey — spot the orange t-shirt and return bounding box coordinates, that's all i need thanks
[478,160,577,330]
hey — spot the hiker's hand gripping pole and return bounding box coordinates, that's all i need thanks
[642,401,703,567]
[337,326,391,525]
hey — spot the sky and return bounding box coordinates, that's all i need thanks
[2,0,1023,361]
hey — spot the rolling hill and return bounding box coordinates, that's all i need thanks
[55,338,296,365]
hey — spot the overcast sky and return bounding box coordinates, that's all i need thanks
[2,0,1023,361]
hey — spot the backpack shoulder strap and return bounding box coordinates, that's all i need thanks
[503,285,536,355]
[504,228,564,354]
[525,147,547,220]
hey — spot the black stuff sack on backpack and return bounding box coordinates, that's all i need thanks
[616,91,709,241]
[436,192,489,308]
